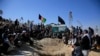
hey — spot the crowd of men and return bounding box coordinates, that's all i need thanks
[62,26,100,56]
[0,16,53,55]
[0,16,100,56]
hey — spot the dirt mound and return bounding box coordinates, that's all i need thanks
[35,38,71,56]
[8,38,100,56]
[35,38,100,56]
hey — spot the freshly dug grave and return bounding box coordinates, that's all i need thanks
[8,38,100,56]
[35,38,74,56]
[34,38,100,56]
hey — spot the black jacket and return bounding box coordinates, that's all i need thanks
[81,34,91,50]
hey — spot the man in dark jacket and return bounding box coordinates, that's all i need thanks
[81,30,91,56]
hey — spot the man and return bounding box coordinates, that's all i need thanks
[62,33,66,44]
[21,30,33,46]
[72,36,83,56]
[81,30,91,56]
[15,19,19,27]
[88,27,94,37]
[93,34,100,49]
[2,34,15,55]
[88,27,94,45]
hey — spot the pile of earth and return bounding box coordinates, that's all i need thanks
[8,38,100,56]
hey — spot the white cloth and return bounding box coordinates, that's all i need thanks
[82,50,89,56]
[68,38,76,45]
[62,36,66,42]
[71,38,76,45]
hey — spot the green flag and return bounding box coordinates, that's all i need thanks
[39,14,46,23]
[42,18,46,23]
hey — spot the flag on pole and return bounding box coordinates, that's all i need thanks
[39,14,46,23]
[58,16,65,24]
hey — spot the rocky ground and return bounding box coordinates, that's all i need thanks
[5,38,100,56]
